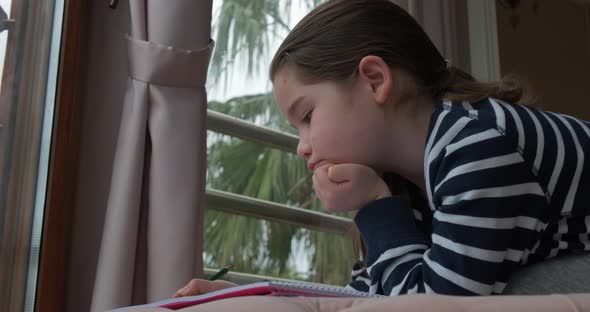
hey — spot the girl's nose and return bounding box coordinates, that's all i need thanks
[297,138,311,160]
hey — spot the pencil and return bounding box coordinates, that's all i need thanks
[208,264,233,281]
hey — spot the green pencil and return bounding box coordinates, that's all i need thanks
[208,264,233,281]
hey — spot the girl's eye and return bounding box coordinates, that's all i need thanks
[302,109,313,123]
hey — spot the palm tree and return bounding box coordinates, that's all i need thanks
[205,0,355,285]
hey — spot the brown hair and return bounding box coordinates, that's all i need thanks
[270,0,533,105]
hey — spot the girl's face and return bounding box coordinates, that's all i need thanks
[273,66,388,172]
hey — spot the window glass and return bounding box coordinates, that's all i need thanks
[0,0,65,310]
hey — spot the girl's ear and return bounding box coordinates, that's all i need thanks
[357,55,393,106]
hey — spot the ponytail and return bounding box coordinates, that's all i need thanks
[431,64,536,105]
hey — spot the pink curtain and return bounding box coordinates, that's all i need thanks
[90,1,213,310]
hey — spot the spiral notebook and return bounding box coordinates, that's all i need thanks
[108,280,381,311]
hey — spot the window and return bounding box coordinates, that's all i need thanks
[204,0,359,286]
[0,0,65,311]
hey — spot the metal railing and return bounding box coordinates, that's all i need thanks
[207,109,298,153]
[205,188,353,235]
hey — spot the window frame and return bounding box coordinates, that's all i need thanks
[35,1,89,311]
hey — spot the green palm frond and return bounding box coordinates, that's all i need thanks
[210,0,293,87]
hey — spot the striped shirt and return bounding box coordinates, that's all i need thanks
[347,98,590,296]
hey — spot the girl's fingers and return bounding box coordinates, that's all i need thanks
[313,165,335,193]
[327,164,357,182]
[172,279,238,298]
[173,287,187,298]
[312,170,319,190]
[312,172,325,200]
[173,279,204,297]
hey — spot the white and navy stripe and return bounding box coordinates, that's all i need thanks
[348,98,590,296]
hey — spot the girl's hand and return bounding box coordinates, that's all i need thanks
[172,279,238,298]
[312,163,392,213]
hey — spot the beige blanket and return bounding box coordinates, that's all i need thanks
[127,293,590,312]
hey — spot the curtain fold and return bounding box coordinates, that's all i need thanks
[91,1,213,311]
[393,0,471,72]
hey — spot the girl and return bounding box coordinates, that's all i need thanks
[176,0,590,297]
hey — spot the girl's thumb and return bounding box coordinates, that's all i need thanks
[328,164,349,182]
